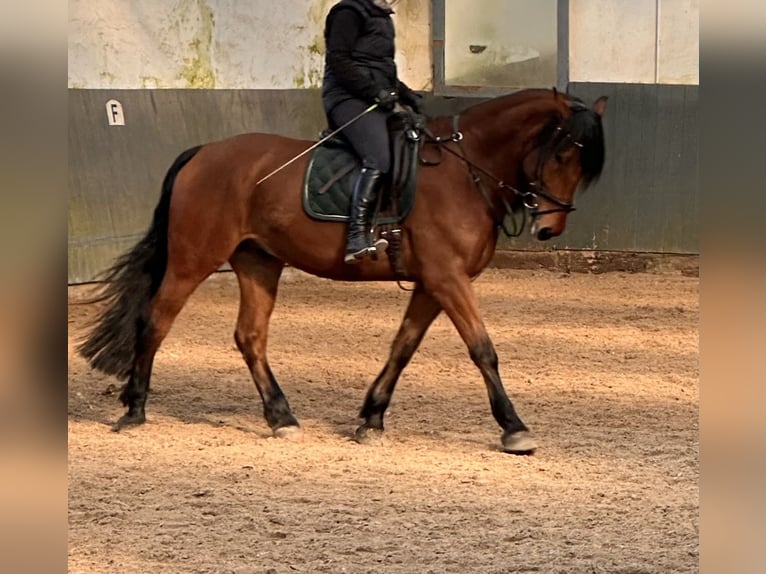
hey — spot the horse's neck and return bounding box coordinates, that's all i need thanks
[460,97,563,179]
[463,97,560,150]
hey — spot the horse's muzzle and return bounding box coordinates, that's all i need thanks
[536,226,555,241]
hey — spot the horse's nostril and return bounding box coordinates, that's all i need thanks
[537,227,554,241]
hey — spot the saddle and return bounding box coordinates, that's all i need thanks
[302,111,423,226]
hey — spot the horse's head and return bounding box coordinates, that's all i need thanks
[520,92,608,241]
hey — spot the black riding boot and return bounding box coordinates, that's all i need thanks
[344,167,389,263]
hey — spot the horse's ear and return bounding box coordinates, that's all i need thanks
[552,86,569,104]
[593,96,608,117]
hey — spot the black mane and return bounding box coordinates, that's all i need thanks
[534,98,606,189]
[568,103,606,187]
[437,89,606,189]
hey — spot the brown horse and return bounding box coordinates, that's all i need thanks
[79,88,607,454]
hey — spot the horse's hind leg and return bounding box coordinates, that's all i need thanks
[114,270,204,431]
[230,245,301,438]
[355,285,441,444]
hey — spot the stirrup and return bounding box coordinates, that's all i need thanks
[343,238,389,264]
[370,237,389,259]
[344,245,373,264]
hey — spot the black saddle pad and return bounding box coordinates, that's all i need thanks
[302,126,419,224]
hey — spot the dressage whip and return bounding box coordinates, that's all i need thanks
[255,102,379,186]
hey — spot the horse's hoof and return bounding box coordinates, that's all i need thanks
[111,413,146,432]
[354,425,386,446]
[273,425,303,441]
[502,431,538,455]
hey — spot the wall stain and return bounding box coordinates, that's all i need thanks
[140,76,165,89]
[392,0,432,89]
[308,0,335,29]
[177,0,216,88]
[292,1,333,89]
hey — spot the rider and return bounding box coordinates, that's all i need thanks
[322,0,422,263]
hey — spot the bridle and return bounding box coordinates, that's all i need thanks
[422,114,580,237]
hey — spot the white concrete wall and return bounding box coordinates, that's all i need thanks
[569,0,699,85]
[69,0,698,90]
[68,0,432,90]
[657,0,700,84]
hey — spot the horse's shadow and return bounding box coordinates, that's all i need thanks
[69,366,696,469]
[68,382,271,438]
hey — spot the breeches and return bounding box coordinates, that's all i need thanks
[328,99,391,174]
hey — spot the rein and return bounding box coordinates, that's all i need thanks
[422,114,577,237]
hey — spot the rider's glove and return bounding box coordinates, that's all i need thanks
[375,88,398,112]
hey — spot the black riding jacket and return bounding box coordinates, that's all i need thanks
[321,0,417,112]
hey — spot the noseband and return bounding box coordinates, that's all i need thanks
[424,114,580,237]
[524,125,582,217]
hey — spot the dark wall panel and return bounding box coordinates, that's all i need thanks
[68,84,698,283]
[543,83,699,254]
[424,84,698,254]
[68,90,326,283]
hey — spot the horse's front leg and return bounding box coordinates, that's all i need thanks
[425,274,538,454]
[356,285,442,444]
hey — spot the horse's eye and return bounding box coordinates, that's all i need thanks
[554,152,564,164]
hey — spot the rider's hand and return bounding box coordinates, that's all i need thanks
[402,92,423,114]
[375,88,398,112]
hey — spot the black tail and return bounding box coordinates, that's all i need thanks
[78,145,203,379]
